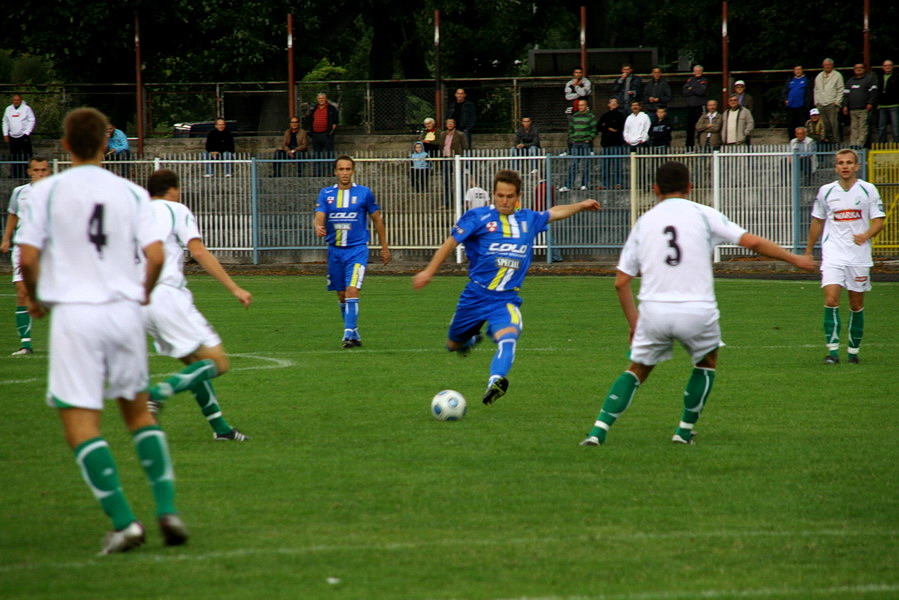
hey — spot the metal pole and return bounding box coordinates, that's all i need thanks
[721,1,729,106]
[434,10,442,126]
[863,0,870,70]
[287,14,295,117]
[134,14,144,154]
[579,6,587,74]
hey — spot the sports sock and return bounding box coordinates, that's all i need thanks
[675,367,716,440]
[132,425,177,517]
[150,359,219,402]
[339,301,346,320]
[824,305,840,355]
[344,298,359,338]
[489,333,518,379]
[74,437,136,530]
[191,380,233,436]
[15,306,32,349]
[589,371,640,443]
[848,308,864,355]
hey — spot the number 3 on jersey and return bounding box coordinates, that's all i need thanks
[88,203,108,256]
[663,225,681,266]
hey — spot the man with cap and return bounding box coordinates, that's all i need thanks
[805,108,826,143]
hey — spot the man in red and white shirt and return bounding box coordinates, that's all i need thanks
[310,93,339,174]
[806,148,885,364]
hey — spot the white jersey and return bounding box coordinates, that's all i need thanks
[465,186,490,209]
[150,199,202,289]
[15,165,160,305]
[618,197,746,303]
[7,183,31,239]
[812,179,885,267]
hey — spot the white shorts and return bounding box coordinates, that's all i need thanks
[144,284,221,358]
[11,245,22,283]
[630,301,723,366]
[47,301,148,409]
[821,265,872,292]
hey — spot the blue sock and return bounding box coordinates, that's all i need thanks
[344,298,359,339]
[489,333,518,379]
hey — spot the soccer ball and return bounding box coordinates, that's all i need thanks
[431,390,467,421]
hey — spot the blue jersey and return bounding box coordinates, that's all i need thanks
[315,183,381,247]
[452,206,550,293]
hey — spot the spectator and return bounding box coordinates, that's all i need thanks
[409,141,430,192]
[559,99,597,192]
[842,63,878,147]
[805,108,826,143]
[310,93,339,173]
[784,65,813,139]
[732,80,754,113]
[643,67,673,113]
[649,107,673,148]
[511,116,541,172]
[598,97,626,189]
[438,118,468,206]
[203,118,235,178]
[273,116,309,177]
[815,58,844,143]
[2,93,35,179]
[623,100,651,149]
[695,99,723,150]
[104,122,131,176]
[721,95,754,146]
[613,64,643,106]
[788,126,817,185]
[877,59,898,143]
[449,88,476,149]
[683,65,709,148]
[564,67,592,113]
[465,173,490,210]
[421,117,441,156]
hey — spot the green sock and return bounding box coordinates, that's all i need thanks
[15,306,32,349]
[848,308,864,354]
[191,380,233,436]
[823,306,840,355]
[132,425,177,517]
[74,437,136,530]
[150,359,219,402]
[589,371,640,443]
[675,367,716,440]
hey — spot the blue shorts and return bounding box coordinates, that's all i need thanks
[448,283,523,343]
[327,245,369,291]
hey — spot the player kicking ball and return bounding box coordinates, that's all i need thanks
[581,161,816,447]
[413,169,600,405]
[143,169,252,441]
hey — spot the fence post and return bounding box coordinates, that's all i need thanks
[251,157,259,265]
[454,154,464,264]
[791,148,801,254]
[712,150,721,263]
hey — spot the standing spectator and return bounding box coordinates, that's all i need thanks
[314,155,391,348]
[784,65,813,139]
[409,141,431,192]
[842,63,879,147]
[449,88,476,149]
[643,67,672,113]
[310,93,339,174]
[623,100,651,149]
[876,60,898,143]
[805,149,885,364]
[438,118,468,206]
[721,95,754,146]
[564,67,592,113]
[1,156,50,355]
[510,116,542,172]
[695,99,723,150]
[203,118,234,178]
[683,65,709,148]
[806,108,826,142]
[613,64,643,107]
[421,117,441,156]
[649,107,673,148]
[559,99,597,192]
[273,116,309,177]
[732,81,754,113]
[815,58,845,143]
[16,107,187,554]
[877,60,899,144]
[2,93,35,178]
[578,161,815,447]
[788,127,817,185]
[598,97,626,189]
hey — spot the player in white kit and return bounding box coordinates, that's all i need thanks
[1,156,50,354]
[580,161,816,447]
[805,148,885,364]
[143,168,252,440]
[16,108,188,554]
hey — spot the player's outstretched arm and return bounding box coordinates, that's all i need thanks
[547,198,601,222]
[739,233,817,271]
[187,238,252,308]
[413,236,458,290]
[370,210,391,265]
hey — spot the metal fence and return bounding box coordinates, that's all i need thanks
[2,146,896,265]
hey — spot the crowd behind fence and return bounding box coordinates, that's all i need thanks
[1,147,897,265]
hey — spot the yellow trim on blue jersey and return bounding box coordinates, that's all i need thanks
[349,263,363,288]
[507,303,521,325]
[488,267,508,290]
[500,214,511,238]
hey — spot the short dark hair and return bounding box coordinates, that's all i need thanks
[64,107,109,160]
[493,169,522,195]
[655,161,690,195]
[147,169,180,198]
[29,155,48,166]
[334,154,355,170]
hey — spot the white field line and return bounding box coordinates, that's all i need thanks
[488,582,899,600]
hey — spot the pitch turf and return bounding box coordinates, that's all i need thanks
[1,275,897,600]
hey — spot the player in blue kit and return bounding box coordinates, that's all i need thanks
[413,169,600,404]
[315,155,391,348]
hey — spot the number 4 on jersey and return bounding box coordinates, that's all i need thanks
[88,203,108,256]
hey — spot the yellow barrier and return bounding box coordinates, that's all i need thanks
[868,150,899,250]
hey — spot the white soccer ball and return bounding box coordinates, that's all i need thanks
[431,390,467,421]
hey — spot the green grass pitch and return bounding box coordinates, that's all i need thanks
[1,275,897,600]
